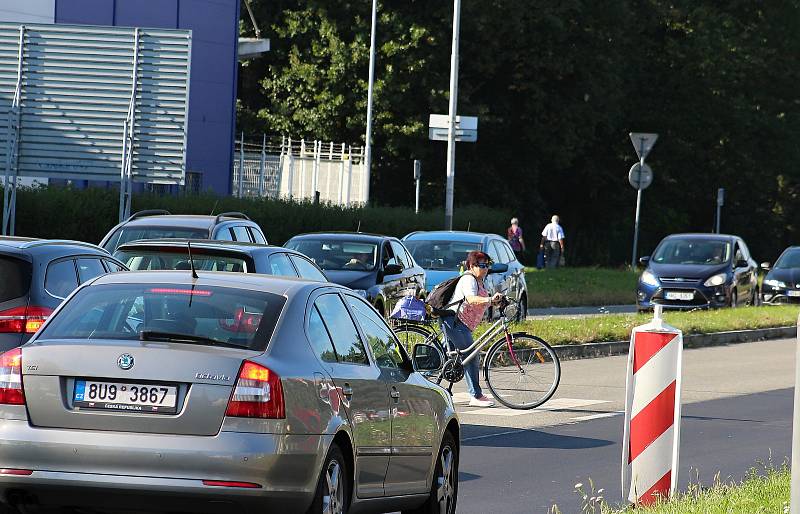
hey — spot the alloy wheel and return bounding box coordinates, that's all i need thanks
[323,460,344,514]
[436,446,456,514]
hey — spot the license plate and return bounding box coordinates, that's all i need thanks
[788,291,800,297]
[74,380,178,414]
[664,291,694,301]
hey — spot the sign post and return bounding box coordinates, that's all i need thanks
[629,132,658,267]
[413,160,422,214]
[715,188,725,234]
[429,112,478,229]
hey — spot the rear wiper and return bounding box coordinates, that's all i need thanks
[139,330,246,349]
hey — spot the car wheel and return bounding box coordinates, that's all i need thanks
[402,431,458,514]
[307,443,349,514]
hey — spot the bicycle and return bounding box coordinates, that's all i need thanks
[393,297,561,409]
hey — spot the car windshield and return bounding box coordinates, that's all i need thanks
[774,249,800,269]
[403,240,482,271]
[114,248,249,272]
[104,226,209,252]
[652,239,731,265]
[285,239,378,271]
[38,284,285,350]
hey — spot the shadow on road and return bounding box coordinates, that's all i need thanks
[461,424,614,450]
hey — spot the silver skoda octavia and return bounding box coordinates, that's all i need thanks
[0,271,459,514]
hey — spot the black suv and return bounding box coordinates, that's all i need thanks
[0,237,127,351]
[99,210,268,253]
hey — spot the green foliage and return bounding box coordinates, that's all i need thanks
[238,0,800,266]
[11,185,510,245]
[524,267,639,307]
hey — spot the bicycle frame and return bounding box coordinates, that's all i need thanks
[439,311,512,367]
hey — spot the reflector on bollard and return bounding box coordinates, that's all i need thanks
[621,304,683,506]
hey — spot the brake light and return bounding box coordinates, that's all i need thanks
[0,348,24,405]
[0,306,53,334]
[146,288,212,296]
[225,361,284,419]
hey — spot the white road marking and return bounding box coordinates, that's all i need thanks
[460,408,531,417]
[570,412,623,422]
[457,398,612,416]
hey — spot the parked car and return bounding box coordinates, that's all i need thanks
[760,246,800,304]
[0,271,458,513]
[284,232,426,317]
[637,233,759,310]
[402,230,528,316]
[100,210,268,253]
[0,237,127,352]
[114,239,327,282]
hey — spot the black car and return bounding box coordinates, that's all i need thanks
[761,246,800,304]
[284,232,426,317]
[114,239,328,282]
[0,237,127,351]
[637,233,759,310]
[100,210,268,253]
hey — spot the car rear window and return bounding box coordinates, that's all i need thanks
[115,248,250,272]
[0,255,31,302]
[37,284,286,351]
[105,226,209,252]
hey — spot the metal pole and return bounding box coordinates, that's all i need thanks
[237,132,244,198]
[338,143,345,204]
[119,120,129,222]
[300,139,306,199]
[444,0,462,230]
[346,145,353,206]
[415,178,421,214]
[363,0,377,204]
[631,141,645,267]
[258,133,266,197]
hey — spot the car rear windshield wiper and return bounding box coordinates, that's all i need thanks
[139,330,246,349]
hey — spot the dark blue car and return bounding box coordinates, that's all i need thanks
[637,233,759,310]
[761,246,800,304]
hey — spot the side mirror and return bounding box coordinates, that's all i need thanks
[489,263,508,274]
[639,256,650,266]
[383,263,403,276]
[412,344,443,372]
[760,262,771,271]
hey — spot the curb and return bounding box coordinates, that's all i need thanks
[553,326,797,360]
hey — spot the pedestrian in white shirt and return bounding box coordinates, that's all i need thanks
[540,215,565,269]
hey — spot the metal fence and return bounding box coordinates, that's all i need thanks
[233,135,366,205]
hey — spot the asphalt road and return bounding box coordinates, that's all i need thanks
[452,337,795,513]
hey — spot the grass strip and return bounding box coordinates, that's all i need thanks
[524,267,639,308]
[593,464,789,513]
[475,305,799,346]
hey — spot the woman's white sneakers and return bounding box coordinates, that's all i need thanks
[469,395,495,407]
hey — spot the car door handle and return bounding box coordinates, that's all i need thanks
[342,384,353,398]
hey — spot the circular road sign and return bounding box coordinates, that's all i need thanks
[628,162,653,190]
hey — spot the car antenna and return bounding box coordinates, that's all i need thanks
[209,200,219,216]
[356,220,362,233]
[467,221,471,232]
[187,241,199,279]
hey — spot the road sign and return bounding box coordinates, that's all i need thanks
[629,132,659,161]
[628,163,653,190]
[428,128,478,142]
[429,114,478,131]
[717,188,725,207]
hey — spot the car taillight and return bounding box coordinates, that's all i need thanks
[0,306,53,334]
[0,348,24,405]
[225,361,284,419]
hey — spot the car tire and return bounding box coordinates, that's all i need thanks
[306,443,350,514]
[402,431,459,514]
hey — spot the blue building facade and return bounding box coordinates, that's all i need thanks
[1,0,239,194]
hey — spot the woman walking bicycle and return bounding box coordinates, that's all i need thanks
[441,251,504,407]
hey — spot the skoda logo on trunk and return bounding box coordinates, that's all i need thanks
[117,354,135,370]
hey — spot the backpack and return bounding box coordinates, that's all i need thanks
[426,274,477,312]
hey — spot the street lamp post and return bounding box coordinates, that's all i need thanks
[444,0,462,231]
[363,0,378,204]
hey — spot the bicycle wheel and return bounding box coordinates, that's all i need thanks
[484,332,560,409]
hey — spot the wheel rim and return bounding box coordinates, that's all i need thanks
[323,460,344,514]
[485,335,560,408]
[436,446,456,514]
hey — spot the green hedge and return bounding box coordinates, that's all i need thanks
[13,185,512,246]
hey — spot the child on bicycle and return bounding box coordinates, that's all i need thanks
[442,250,503,407]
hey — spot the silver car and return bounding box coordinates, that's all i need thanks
[0,271,459,514]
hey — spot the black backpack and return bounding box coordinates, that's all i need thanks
[426,274,477,311]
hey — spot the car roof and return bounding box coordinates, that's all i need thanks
[115,239,283,255]
[122,215,224,230]
[287,232,393,244]
[0,237,109,253]
[89,270,340,296]
[663,233,738,241]
[403,230,491,244]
